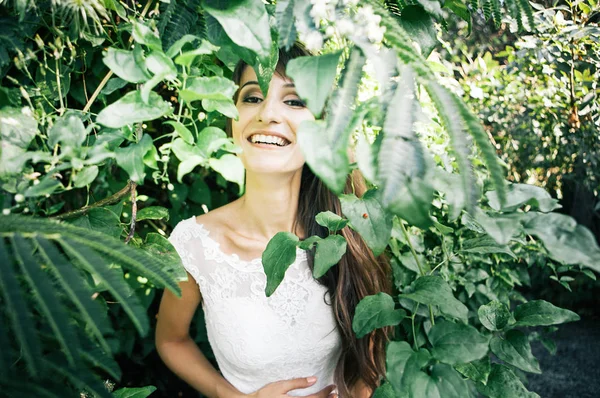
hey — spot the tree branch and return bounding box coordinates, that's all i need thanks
[52,181,134,220]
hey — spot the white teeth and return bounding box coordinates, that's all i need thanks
[249,134,289,146]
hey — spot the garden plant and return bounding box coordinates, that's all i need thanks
[0,0,598,397]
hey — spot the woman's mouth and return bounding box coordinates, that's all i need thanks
[247,134,291,147]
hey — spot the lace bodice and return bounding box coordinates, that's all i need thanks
[169,217,342,396]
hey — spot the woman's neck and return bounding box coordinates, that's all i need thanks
[234,169,304,241]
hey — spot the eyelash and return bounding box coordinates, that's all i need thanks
[242,95,306,108]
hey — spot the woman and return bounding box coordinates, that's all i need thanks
[155,43,391,398]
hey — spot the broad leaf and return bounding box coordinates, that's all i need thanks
[202,0,271,61]
[428,320,489,365]
[96,91,172,128]
[462,236,516,259]
[179,76,237,102]
[262,232,299,296]
[315,211,348,232]
[400,275,468,322]
[48,113,87,149]
[372,382,396,398]
[514,300,580,327]
[253,32,279,98]
[395,5,438,57]
[174,40,219,67]
[164,121,194,145]
[112,386,157,398]
[73,165,99,188]
[490,330,541,374]
[476,364,540,398]
[115,134,156,184]
[386,341,414,393]
[286,52,341,116]
[352,292,406,338]
[208,154,245,188]
[132,22,162,51]
[313,235,347,278]
[103,48,151,83]
[471,208,522,245]
[486,183,561,213]
[136,206,170,222]
[455,356,491,385]
[340,190,392,256]
[196,126,229,157]
[0,107,37,174]
[478,300,512,331]
[275,0,296,50]
[202,98,239,119]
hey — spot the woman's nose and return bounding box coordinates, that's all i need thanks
[256,98,282,124]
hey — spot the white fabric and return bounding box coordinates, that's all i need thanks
[169,217,342,396]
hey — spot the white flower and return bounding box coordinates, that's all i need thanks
[14,194,25,203]
[367,25,386,43]
[325,25,336,37]
[303,30,324,51]
[336,18,355,36]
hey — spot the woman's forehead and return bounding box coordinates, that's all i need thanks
[239,65,293,87]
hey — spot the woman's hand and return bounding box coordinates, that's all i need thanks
[247,377,337,398]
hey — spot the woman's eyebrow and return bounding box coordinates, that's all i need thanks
[240,80,259,90]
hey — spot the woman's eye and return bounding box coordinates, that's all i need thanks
[285,99,306,108]
[243,95,262,104]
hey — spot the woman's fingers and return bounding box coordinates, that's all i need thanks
[275,376,318,393]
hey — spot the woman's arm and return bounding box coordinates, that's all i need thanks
[155,272,245,398]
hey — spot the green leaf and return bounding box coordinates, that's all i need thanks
[313,234,347,278]
[275,0,296,50]
[372,382,396,398]
[352,292,406,338]
[478,300,512,331]
[486,184,561,213]
[115,134,156,184]
[202,98,239,119]
[444,0,472,34]
[386,341,414,393]
[428,320,489,365]
[395,5,438,57]
[513,300,580,327]
[490,330,541,374]
[73,165,99,188]
[400,275,469,322]
[315,211,348,232]
[298,120,350,194]
[454,356,491,385]
[48,113,87,149]
[144,233,187,281]
[252,32,279,98]
[262,232,299,296]
[145,51,177,79]
[136,206,170,222]
[97,91,172,128]
[164,121,194,144]
[179,76,238,102]
[202,0,271,61]
[0,238,43,377]
[425,364,473,398]
[471,208,522,245]
[112,386,157,398]
[103,48,151,83]
[208,154,245,188]
[476,364,540,398]
[24,176,63,198]
[298,235,322,250]
[461,236,516,259]
[0,107,37,174]
[521,212,600,273]
[197,126,229,157]
[174,40,219,66]
[286,52,341,116]
[132,22,162,51]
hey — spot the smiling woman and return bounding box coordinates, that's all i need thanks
[155,43,391,398]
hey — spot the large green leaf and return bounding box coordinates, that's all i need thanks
[454,356,491,385]
[386,341,414,394]
[486,183,561,213]
[44,357,112,398]
[196,126,229,157]
[476,364,540,398]
[461,235,516,259]
[208,154,245,188]
[132,22,162,51]
[315,211,348,232]
[69,207,123,239]
[103,48,151,83]
[112,386,157,398]
[478,300,512,331]
[428,320,489,365]
[0,238,42,377]
[286,52,341,117]
[297,120,349,194]
[114,134,156,184]
[11,236,80,366]
[252,31,279,98]
[490,330,541,374]
[0,107,37,174]
[48,113,87,149]
[179,76,237,102]
[339,190,392,256]
[353,293,406,339]
[202,0,271,61]
[262,232,299,296]
[96,91,172,128]
[275,0,296,50]
[136,206,170,222]
[399,275,468,322]
[513,300,580,327]
[313,234,347,278]
[395,5,438,57]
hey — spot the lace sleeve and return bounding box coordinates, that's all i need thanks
[168,222,203,287]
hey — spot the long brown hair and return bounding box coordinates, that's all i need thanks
[225,43,392,397]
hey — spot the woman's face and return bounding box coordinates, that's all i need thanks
[231,66,315,175]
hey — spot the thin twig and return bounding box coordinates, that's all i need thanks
[125,182,138,243]
[52,181,134,220]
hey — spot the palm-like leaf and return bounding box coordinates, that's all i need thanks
[158,0,206,51]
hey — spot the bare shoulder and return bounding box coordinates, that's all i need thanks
[194,199,241,241]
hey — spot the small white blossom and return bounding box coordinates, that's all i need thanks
[14,194,25,203]
[2,209,10,215]
[336,18,355,36]
[303,30,324,51]
[367,25,386,43]
[325,25,336,37]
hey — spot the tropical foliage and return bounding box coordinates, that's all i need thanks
[0,0,598,397]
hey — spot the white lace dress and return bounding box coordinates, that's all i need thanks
[169,217,342,396]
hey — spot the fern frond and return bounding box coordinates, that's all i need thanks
[423,80,477,213]
[158,0,205,51]
[469,0,479,11]
[11,235,80,367]
[515,0,535,31]
[326,48,365,144]
[377,67,426,206]
[59,238,149,335]
[481,0,493,21]
[44,357,112,398]
[0,379,68,398]
[34,237,112,354]
[0,238,42,377]
[0,311,11,381]
[450,92,507,206]
[491,0,503,29]
[506,0,524,31]
[79,343,122,380]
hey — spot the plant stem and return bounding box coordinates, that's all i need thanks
[411,303,420,350]
[125,182,138,243]
[52,181,134,220]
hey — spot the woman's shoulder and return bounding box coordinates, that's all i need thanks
[170,201,239,243]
